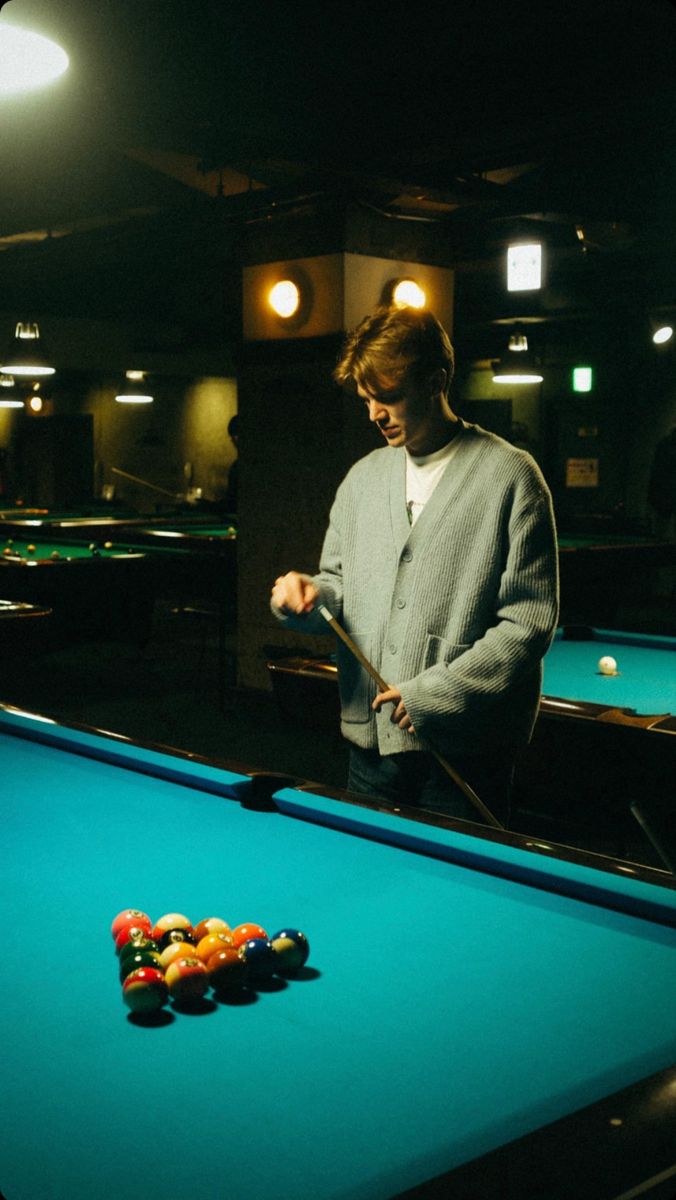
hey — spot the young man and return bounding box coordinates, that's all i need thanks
[270,306,559,825]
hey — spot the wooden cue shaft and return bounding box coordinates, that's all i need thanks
[318,605,504,830]
[111,467,183,500]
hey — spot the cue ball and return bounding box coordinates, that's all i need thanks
[598,656,617,675]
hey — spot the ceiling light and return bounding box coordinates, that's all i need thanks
[0,21,69,95]
[0,322,55,376]
[652,324,673,346]
[492,354,543,384]
[115,371,154,404]
[508,333,529,352]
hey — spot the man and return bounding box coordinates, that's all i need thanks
[270,305,559,825]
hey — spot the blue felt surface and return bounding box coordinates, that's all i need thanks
[1,714,676,1200]
[544,628,676,712]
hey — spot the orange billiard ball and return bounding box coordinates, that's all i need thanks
[193,917,231,943]
[195,931,234,963]
[231,922,268,948]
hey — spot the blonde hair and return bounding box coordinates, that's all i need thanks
[334,305,455,397]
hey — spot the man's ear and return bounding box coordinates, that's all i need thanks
[430,368,447,397]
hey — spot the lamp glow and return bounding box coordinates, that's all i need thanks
[0,322,54,376]
[652,324,673,345]
[507,243,542,292]
[115,371,154,404]
[391,279,426,309]
[0,22,69,95]
[269,280,300,319]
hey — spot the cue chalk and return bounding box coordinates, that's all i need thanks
[318,606,504,830]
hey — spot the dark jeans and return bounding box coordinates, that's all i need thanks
[347,745,515,828]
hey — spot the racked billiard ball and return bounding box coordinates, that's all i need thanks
[207,947,248,993]
[152,912,194,942]
[119,936,160,963]
[120,949,162,981]
[115,922,154,954]
[159,940,197,971]
[122,967,168,1014]
[158,927,196,952]
[195,931,234,963]
[111,909,152,939]
[270,928,310,975]
[164,957,209,1003]
[231,922,268,949]
[193,916,231,943]
[238,937,276,983]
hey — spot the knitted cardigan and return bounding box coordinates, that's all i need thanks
[274,422,559,757]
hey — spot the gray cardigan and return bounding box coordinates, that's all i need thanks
[274,422,559,757]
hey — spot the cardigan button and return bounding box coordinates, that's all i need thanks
[402,549,413,562]
[388,642,397,654]
[396,597,406,609]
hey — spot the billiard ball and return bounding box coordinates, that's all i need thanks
[115,922,154,954]
[237,938,276,983]
[2,547,11,556]
[164,956,209,1003]
[103,541,113,550]
[231,922,268,948]
[159,940,198,970]
[598,655,618,675]
[207,947,248,993]
[26,544,36,554]
[119,936,160,963]
[50,550,60,559]
[122,966,168,1013]
[195,931,234,962]
[111,909,152,939]
[270,929,310,975]
[193,916,231,943]
[120,949,162,980]
[152,913,194,942]
[88,542,97,551]
[158,927,196,951]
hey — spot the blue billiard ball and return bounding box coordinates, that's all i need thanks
[270,929,310,975]
[238,937,276,983]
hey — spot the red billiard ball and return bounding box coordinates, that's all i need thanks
[231,922,268,948]
[207,947,248,993]
[115,921,154,954]
[122,967,168,1014]
[111,909,152,940]
[164,957,209,1003]
[270,929,310,975]
[151,913,194,942]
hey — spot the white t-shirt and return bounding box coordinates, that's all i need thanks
[405,431,464,525]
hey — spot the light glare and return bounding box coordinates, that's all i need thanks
[653,325,673,345]
[269,280,300,319]
[507,243,542,292]
[0,22,69,95]
[392,279,426,309]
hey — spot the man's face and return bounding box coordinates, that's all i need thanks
[357,376,434,455]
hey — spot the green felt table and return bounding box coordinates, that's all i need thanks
[1,704,675,1200]
[0,536,153,647]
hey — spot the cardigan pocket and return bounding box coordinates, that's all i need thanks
[424,633,471,669]
[337,633,374,724]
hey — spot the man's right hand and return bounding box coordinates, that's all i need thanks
[271,571,319,615]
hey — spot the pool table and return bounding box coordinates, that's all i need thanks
[266,626,676,865]
[1,702,675,1200]
[0,536,154,648]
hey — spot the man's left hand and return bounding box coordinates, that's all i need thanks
[372,687,415,733]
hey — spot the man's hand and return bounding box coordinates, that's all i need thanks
[372,686,415,733]
[271,571,319,615]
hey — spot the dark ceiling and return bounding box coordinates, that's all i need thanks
[1,0,676,351]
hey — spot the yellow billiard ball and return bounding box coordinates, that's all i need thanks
[26,544,36,553]
[50,550,60,559]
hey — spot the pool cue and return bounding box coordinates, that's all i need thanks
[111,467,184,501]
[318,605,504,830]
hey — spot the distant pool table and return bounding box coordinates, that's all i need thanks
[1,703,675,1200]
[0,535,153,647]
[558,532,676,624]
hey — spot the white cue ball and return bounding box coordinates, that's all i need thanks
[598,655,617,675]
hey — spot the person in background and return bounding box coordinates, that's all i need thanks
[270,306,559,825]
[647,426,676,539]
[222,414,239,514]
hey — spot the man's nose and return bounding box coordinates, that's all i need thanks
[367,397,388,422]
